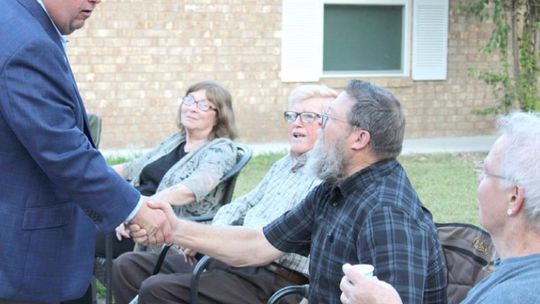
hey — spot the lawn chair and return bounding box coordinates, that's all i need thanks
[113,143,253,304]
[265,222,497,304]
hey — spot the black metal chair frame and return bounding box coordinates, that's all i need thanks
[188,255,309,304]
[87,113,102,303]
[106,143,252,304]
[267,284,309,304]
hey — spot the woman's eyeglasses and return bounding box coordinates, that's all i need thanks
[181,95,216,112]
[283,111,321,124]
[474,162,512,183]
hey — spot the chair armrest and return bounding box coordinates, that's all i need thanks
[190,255,213,304]
[186,213,217,223]
[151,244,173,275]
[150,213,217,275]
[267,284,310,304]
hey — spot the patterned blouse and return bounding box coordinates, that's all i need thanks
[123,132,237,219]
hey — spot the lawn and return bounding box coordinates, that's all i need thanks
[232,152,485,225]
[108,151,485,224]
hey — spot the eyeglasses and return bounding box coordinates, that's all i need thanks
[181,95,216,112]
[283,111,321,124]
[320,110,353,128]
[474,163,512,183]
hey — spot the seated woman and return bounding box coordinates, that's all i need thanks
[69,80,238,304]
[104,79,238,255]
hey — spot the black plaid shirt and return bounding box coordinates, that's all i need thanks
[263,159,447,304]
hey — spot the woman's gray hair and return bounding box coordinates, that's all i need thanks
[287,84,337,108]
[345,80,405,160]
[497,111,540,230]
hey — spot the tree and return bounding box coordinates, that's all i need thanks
[461,0,540,113]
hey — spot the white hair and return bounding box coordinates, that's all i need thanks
[497,112,540,230]
[287,84,337,108]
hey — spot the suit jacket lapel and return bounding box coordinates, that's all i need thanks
[63,59,97,148]
[16,0,65,53]
[15,0,97,148]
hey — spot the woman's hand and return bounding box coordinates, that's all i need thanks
[182,247,198,265]
[115,223,131,241]
[151,184,195,206]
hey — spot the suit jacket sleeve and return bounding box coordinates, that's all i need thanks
[1,37,139,232]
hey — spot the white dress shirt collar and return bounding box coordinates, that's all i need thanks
[34,0,69,50]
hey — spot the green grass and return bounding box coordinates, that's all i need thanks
[232,152,486,225]
[107,151,486,224]
[231,152,285,198]
[105,156,133,166]
[105,151,486,224]
[398,153,485,225]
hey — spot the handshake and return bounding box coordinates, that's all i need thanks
[116,197,178,246]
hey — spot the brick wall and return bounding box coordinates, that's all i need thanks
[68,0,498,149]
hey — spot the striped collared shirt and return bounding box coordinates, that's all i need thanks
[212,152,321,275]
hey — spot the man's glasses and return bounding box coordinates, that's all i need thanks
[320,110,353,128]
[181,95,216,112]
[283,111,321,124]
[474,162,512,183]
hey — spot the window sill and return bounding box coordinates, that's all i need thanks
[319,74,414,89]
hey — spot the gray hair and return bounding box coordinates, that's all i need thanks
[497,112,540,230]
[345,80,405,160]
[288,84,338,108]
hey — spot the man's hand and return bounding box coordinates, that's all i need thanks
[340,263,402,304]
[128,199,178,245]
[128,197,172,245]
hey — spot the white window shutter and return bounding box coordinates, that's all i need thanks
[412,0,449,80]
[280,0,323,82]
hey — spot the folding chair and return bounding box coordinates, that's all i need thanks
[115,143,253,304]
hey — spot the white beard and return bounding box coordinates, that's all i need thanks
[307,132,349,184]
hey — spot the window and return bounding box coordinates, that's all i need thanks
[323,3,405,74]
[281,0,448,82]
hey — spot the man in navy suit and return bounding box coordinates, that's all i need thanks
[0,0,171,302]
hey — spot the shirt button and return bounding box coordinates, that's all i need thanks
[332,202,337,207]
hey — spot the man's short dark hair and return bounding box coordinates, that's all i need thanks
[345,80,405,160]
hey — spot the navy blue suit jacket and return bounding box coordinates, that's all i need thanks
[0,0,140,301]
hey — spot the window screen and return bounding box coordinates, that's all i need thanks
[324,5,403,72]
